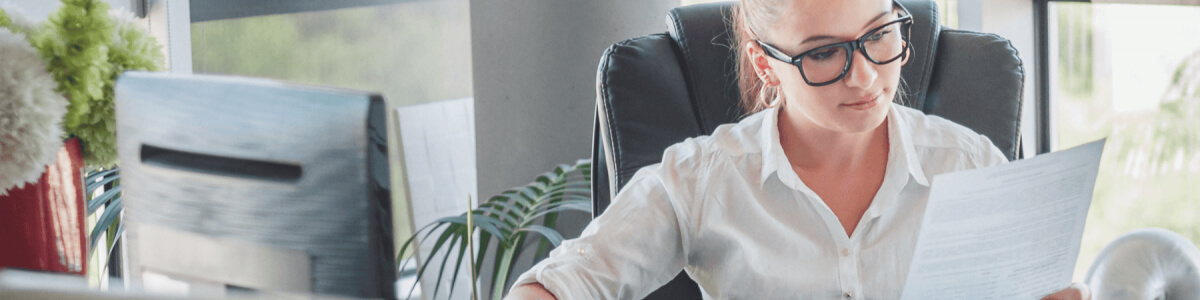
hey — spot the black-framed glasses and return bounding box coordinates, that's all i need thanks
[757,2,914,86]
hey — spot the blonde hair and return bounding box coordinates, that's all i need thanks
[732,0,783,115]
[731,1,910,116]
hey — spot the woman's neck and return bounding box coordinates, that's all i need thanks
[777,108,889,172]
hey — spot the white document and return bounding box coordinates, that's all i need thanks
[899,139,1106,300]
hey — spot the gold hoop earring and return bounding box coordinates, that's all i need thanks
[766,94,782,108]
[759,86,781,109]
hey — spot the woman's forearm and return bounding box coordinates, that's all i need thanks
[505,282,558,300]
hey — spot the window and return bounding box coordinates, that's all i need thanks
[190,0,473,260]
[934,0,959,28]
[1045,1,1200,281]
[191,1,472,108]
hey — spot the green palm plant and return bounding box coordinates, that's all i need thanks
[397,159,592,300]
[85,167,123,273]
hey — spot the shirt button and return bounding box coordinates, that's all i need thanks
[578,247,586,255]
[844,291,853,299]
[843,248,850,256]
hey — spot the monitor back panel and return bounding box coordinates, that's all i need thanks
[115,72,393,299]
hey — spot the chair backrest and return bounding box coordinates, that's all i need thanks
[590,1,1024,298]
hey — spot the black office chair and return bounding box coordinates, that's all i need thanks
[590,0,1024,298]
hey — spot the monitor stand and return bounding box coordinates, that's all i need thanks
[127,224,312,297]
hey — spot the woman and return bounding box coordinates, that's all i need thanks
[509,0,1089,298]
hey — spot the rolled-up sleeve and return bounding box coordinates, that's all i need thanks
[511,164,692,300]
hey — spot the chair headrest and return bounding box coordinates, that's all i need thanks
[666,2,741,133]
[665,0,942,131]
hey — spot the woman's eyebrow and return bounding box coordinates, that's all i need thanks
[798,10,892,47]
[860,10,892,31]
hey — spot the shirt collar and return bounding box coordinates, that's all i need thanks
[758,106,789,186]
[888,103,930,186]
[759,103,930,187]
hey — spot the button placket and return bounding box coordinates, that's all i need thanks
[837,240,861,300]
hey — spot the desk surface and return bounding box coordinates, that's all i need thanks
[0,269,354,300]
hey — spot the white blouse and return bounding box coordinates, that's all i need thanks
[513,103,1008,299]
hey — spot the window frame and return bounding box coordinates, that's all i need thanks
[188,0,421,22]
[1032,0,1200,154]
[145,0,428,74]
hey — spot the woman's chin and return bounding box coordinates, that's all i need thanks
[831,103,889,133]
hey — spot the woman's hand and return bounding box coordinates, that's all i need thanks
[504,282,558,300]
[1039,283,1090,300]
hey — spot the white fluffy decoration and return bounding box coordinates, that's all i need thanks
[108,7,138,30]
[0,28,68,196]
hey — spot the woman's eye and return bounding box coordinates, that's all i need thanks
[809,48,838,61]
[867,29,892,41]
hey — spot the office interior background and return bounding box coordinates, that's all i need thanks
[3,0,1199,298]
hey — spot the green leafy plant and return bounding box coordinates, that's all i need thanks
[397,159,592,300]
[30,0,115,167]
[1,0,165,168]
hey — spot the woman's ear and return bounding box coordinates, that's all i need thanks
[745,40,778,87]
[901,44,913,65]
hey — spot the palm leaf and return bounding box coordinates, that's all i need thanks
[445,227,471,300]
[472,230,493,281]
[85,168,118,182]
[81,168,125,278]
[524,201,591,225]
[88,197,121,257]
[490,246,518,299]
[499,191,536,210]
[514,225,564,247]
[397,221,445,263]
[431,227,462,297]
[86,186,121,214]
[535,211,561,261]
[537,159,591,261]
[436,214,509,242]
[398,221,451,291]
[399,159,592,299]
[95,222,123,276]
[404,222,455,299]
[474,205,520,225]
[85,173,120,195]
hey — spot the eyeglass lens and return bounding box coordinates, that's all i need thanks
[799,21,907,84]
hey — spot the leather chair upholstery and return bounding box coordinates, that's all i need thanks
[590,1,1024,298]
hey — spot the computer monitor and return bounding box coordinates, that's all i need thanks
[114,72,395,299]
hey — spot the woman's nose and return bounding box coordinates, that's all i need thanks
[843,50,878,89]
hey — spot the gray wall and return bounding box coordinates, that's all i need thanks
[472,0,679,199]
[470,0,679,295]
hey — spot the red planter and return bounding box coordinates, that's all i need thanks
[0,138,87,275]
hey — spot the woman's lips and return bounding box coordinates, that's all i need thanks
[841,94,880,111]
